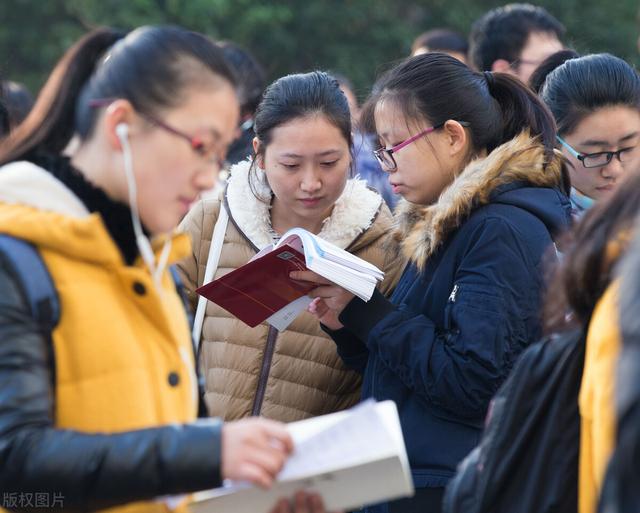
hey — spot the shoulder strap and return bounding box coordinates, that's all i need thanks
[0,234,60,332]
[191,203,229,354]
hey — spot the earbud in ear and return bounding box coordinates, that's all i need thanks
[115,123,129,142]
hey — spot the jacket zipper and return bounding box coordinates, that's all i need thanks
[251,326,279,416]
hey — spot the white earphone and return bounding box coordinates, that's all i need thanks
[115,120,171,289]
[115,122,129,140]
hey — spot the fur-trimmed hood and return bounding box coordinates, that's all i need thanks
[225,159,384,250]
[394,131,571,269]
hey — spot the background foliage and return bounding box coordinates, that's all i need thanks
[1,0,638,100]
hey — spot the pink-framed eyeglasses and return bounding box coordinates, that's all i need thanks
[88,98,222,165]
[373,121,469,171]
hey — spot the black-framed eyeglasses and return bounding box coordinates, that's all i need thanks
[556,135,636,169]
[373,121,469,172]
[88,98,224,166]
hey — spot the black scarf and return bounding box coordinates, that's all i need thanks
[30,153,142,265]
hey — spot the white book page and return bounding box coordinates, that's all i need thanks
[266,295,313,331]
[278,400,396,481]
[190,400,413,510]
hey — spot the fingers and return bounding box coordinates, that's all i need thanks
[290,270,333,285]
[258,419,295,453]
[246,443,288,478]
[236,461,276,489]
[295,491,311,513]
[269,498,292,513]
[294,492,329,513]
[308,298,330,317]
[221,418,294,487]
[307,285,343,300]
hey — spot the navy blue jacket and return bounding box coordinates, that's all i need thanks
[329,180,571,506]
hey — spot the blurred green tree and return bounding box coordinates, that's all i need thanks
[0,0,637,101]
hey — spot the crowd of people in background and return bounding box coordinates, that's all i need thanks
[0,2,639,513]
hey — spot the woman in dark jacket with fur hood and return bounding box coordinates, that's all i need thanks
[293,54,572,513]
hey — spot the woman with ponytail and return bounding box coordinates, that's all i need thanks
[293,53,572,512]
[0,26,311,513]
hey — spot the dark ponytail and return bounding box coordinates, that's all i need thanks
[0,25,237,165]
[483,71,558,164]
[364,53,561,169]
[0,28,123,164]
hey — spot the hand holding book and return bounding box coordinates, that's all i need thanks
[308,297,342,331]
[196,228,383,331]
[289,270,354,330]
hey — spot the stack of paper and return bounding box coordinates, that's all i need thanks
[190,400,414,513]
[196,227,385,331]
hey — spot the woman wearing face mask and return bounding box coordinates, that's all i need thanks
[540,53,640,219]
[0,26,312,513]
[178,71,403,424]
[293,54,572,512]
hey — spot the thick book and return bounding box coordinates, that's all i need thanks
[190,400,414,513]
[196,228,384,331]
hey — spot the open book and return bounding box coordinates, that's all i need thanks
[195,228,384,331]
[190,400,414,513]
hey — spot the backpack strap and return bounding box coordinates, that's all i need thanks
[170,265,194,329]
[0,234,60,333]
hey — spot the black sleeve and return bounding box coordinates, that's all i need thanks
[320,324,371,374]
[0,261,223,512]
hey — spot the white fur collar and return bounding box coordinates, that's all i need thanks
[225,159,383,249]
[0,161,89,218]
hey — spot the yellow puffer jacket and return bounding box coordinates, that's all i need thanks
[579,281,621,513]
[178,160,404,422]
[0,161,222,513]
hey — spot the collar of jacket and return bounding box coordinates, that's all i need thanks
[393,131,565,270]
[224,158,384,250]
[0,160,189,266]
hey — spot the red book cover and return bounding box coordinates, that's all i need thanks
[195,244,313,328]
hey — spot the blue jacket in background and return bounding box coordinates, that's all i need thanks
[328,134,572,513]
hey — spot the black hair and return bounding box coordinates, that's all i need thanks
[469,3,565,72]
[540,53,640,136]
[330,72,357,101]
[250,71,353,199]
[0,25,237,165]
[411,28,468,57]
[528,49,580,94]
[218,40,265,117]
[363,52,560,167]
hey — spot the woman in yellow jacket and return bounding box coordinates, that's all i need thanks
[0,26,332,513]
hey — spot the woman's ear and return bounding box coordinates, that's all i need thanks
[443,120,468,158]
[102,99,136,151]
[252,137,264,169]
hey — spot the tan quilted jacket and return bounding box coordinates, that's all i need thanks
[178,160,404,422]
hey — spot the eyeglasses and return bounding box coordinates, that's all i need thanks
[556,135,636,169]
[373,121,469,171]
[88,98,223,166]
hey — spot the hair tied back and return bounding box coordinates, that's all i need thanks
[483,70,495,89]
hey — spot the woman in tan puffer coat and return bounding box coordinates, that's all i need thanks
[178,71,403,422]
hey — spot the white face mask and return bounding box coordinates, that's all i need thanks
[117,123,172,292]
